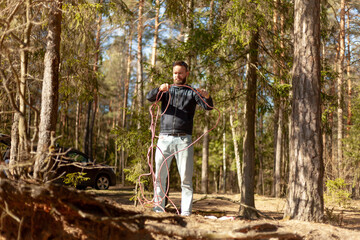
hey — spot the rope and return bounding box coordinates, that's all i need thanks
[136,84,221,214]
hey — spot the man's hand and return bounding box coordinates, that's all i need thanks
[159,83,170,92]
[197,88,210,99]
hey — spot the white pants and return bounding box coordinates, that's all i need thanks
[153,134,194,215]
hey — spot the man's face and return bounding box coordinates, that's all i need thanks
[173,65,189,85]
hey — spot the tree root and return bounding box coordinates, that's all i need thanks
[193,194,275,220]
[1,180,354,240]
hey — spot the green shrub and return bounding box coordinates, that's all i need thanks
[62,172,90,188]
[325,178,351,207]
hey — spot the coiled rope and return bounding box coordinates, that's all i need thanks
[136,84,221,214]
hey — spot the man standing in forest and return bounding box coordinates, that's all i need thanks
[146,61,214,216]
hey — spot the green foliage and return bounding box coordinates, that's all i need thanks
[112,109,152,185]
[325,178,351,207]
[274,83,291,99]
[62,172,90,188]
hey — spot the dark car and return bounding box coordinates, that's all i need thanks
[0,134,116,190]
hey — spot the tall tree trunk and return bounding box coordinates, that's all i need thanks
[239,28,259,219]
[9,113,19,175]
[230,112,242,194]
[337,0,345,179]
[34,0,62,179]
[185,0,194,68]
[150,0,161,83]
[222,113,227,193]
[272,0,281,197]
[88,0,103,159]
[119,27,133,184]
[75,100,80,149]
[274,103,283,198]
[201,122,209,193]
[213,169,218,193]
[84,101,91,154]
[337,0,346,165]
[18,0,32,159]
[137,0,144,108]
[257,111,264,195]
[284,0,323,222]
[200,0,215,194]
[346,7,352,134]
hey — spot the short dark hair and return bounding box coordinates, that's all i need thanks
[173,61,189,71]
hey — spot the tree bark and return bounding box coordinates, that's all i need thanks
[136,0,144,108]
[337,0,345,179]
[149,0,161,83]
[201,123,209,194]
[75,100,80,149]
[88,0,103,159]
[284,0,324,222]
[17,0,32,161]
[222,113,227,193]
[230,113,242,194]
[274,103,283,197]
[34,0,62,179]
[119,27,133,185]
[84,100,91,155]
[346,5,352,134]
[239,28,259,219]
[257,112,264,195]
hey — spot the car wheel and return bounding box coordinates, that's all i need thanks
[95,175,110,190]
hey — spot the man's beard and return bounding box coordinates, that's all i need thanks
[174,77,186,85]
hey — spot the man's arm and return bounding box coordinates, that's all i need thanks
[146,87,160,102]
[195,89,213,110]
[146,84,170,102]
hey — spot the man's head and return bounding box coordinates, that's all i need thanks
[172,61,189,85]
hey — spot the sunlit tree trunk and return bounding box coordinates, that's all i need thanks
[230,112,242,194]
[185,0,194,68]
[200,0,215,194]
[136,0,144,108]
[284,0,323,221]
[75,100,80,149]
[201,122,209,193]
[346,7,352,134]
[257,107,264,195]
[34,0,62,179]
[272,0,280,198]
[149,0,161,83]
[9,114,19,175]
[16,0,32,164]
[119,27,133,185]
[336,0,345,179]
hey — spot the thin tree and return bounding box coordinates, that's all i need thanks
[346,4,352,134]
[89,0,103,159]
[136,0,144,108]
[230,111,242,193]
[201,0,215,194]
[337,0,346,178]
[34,0,62,179]
[284,0,324,221]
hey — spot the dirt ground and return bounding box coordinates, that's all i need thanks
[90,184,360,239]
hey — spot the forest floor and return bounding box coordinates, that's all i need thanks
[90,184,360,239]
